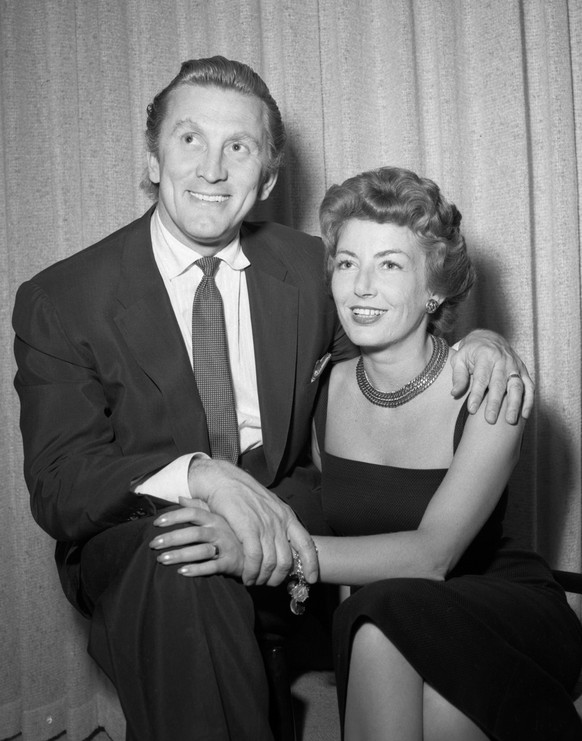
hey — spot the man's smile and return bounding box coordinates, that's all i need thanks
[187,191,230,203]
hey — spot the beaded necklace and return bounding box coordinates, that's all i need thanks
[356,335,449,408]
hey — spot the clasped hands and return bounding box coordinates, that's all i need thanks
[149,457,318,587]
[149,333,534,584]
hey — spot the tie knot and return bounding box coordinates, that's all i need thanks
[196,256,221,278]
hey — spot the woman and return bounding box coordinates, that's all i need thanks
[308,166,582,739]
[152,166,582,740]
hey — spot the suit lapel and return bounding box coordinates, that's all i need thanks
[242,226,298,477]
[111,213,299,469]
[113,209,210,456]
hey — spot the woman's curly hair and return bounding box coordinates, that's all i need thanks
[319,166,475,335]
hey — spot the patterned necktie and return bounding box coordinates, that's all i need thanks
[191,256,240,463]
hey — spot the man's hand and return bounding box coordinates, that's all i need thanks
[149,499,245,579]
[451,329,534,424]
[184,457,318,587]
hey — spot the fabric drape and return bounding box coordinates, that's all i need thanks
[1,1,580,739]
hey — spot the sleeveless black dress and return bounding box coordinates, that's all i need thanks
[315,384,582,740]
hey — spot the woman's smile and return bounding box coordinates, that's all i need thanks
[350,306,388,324]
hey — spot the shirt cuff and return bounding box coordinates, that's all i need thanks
[134,454,194,503]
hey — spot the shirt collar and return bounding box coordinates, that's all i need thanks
[151,207,250,280]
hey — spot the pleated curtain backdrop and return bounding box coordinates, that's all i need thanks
[1,1,581,739]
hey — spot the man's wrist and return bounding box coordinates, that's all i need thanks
[188,451,211,471]
[187,452,211,497]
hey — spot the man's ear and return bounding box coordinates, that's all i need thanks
[147,152,160,184]
[258,170,278,202]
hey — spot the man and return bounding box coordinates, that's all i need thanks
[13,57,532,741]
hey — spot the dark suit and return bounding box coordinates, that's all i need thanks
[13,207,352,740]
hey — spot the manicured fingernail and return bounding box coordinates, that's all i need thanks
[149,536,164,548]
[157,552,173,563]
[154,515,167,526]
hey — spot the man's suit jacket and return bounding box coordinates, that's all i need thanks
[13,207,352,608]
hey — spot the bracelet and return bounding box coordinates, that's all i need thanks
[287,545,319,615]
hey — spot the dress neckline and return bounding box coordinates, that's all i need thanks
[315,373,471,471]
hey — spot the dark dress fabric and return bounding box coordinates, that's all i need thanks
[316,385,582,740]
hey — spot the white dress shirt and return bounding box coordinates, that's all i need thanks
[135,209,262,502]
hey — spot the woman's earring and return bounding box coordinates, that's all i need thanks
[425,298,439,314]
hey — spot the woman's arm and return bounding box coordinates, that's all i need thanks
[311,399,525,586]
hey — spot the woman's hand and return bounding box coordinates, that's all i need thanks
[149,497,245,578]
[451,329,534,424]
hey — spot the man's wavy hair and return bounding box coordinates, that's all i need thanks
[141,56,286,199]
[319,166,475,336]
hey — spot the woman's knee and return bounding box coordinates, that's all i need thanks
[353,621,384,643]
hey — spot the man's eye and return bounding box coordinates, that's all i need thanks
[230,142,248,154]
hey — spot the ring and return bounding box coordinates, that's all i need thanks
[211,544,220,559]
[507,372,522,383]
